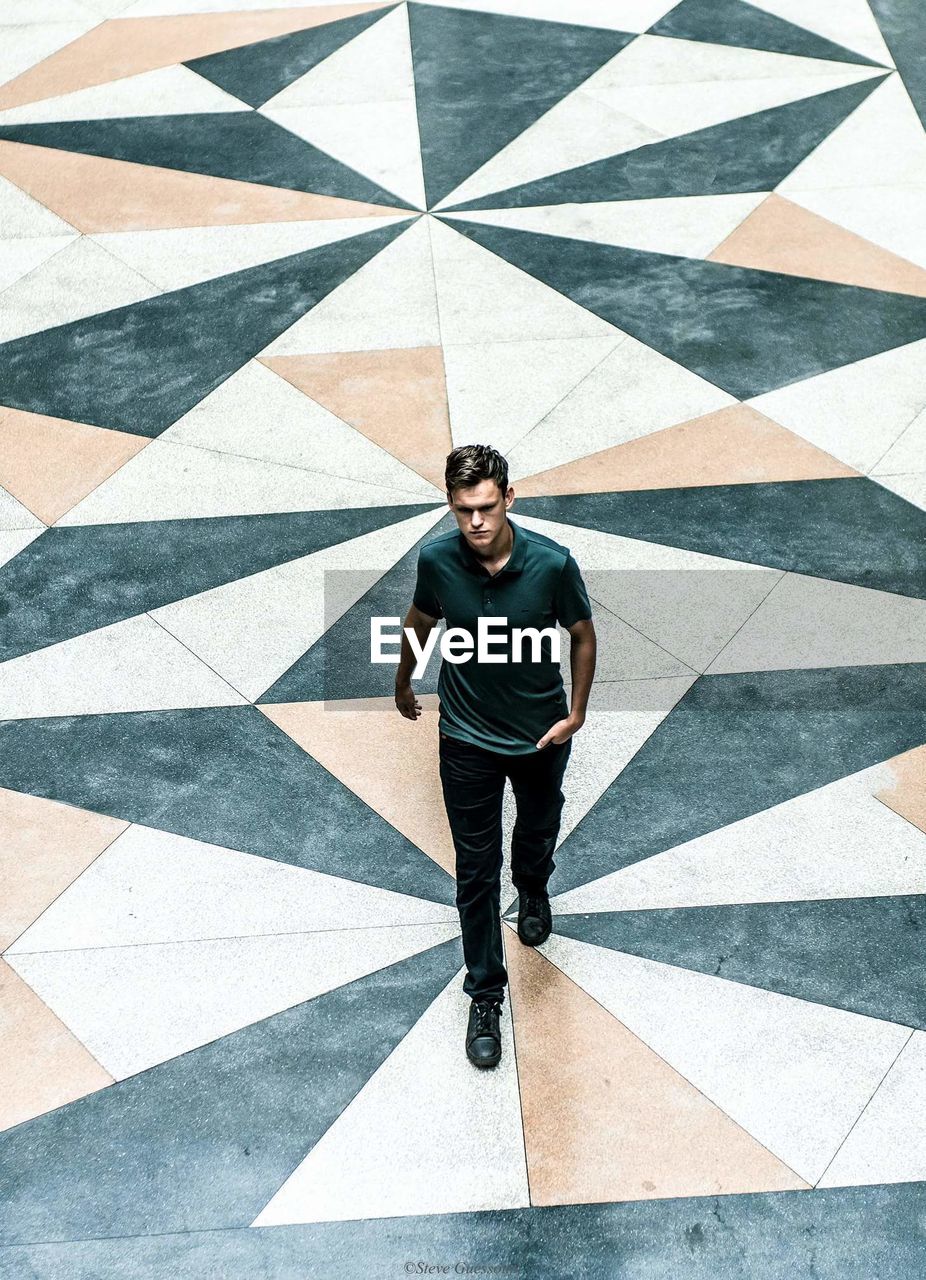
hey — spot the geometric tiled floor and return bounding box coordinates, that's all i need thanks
[2,0,926,1274]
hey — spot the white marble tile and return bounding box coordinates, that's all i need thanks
[750,338,926,474]
[0,526,41,569]
[0,175,75,237]
[161,359,439,495]
[780,75,926,192]
[0,64,246,125]
[152,506,446,700]
[511,513,782,673]
[56,437,434,525]
[9,922,461,1079]
[749,0,894,68]
[263,217,439,354]
[708,572,926,673]
[0,485,43,531]
[0,22,94,88]
[122,0,387,12]
[437,88,661,211]
[507,335,735,481]
[0,233,77,293]
[0,613,246,719]
[873,405,926,476]
[783,182,926,272]
[93,218,407,292]
[819,1031,926,1188]
[551,760,926,913]
[1,1,100,22]
[428,215,616,345]
[0,237,159,344]
[9,821,458,953]
[450,194,767,257]
[874,472,926,512]
[543,932,911,1184]
[443,334,621,456]
[253,969,527,1224]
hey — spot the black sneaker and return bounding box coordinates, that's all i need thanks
[517,890,552,947]
[466,997,502,1068]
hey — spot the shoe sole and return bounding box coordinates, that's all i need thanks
[467,1049,501,1068]
[517,927,552,947]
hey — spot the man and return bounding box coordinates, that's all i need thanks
[394,444,597,1069]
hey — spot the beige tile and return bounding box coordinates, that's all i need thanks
[506,932,808,1205]
[0,787,128,950]
[0,406,149,525]
[0,5,391,109]
[0,960,113,1132]
[0,140,407,232]
[259,695,455,875]
[264,347,452,489]
[708,194,926,296]
[876,745,926,835]
[515,403,858,497]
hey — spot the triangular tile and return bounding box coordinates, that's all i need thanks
[0,938,463,1242]
[0,613,246,720]
[0,233,77,293]
[544,931,909,1183]
[750,0,893,66]
[8,821,458,954]
[0,6,393,110]
[253,968,526,1224]
[0,64,246,126]
[0,786,128,950]
[187,5,390,108]
[875,744,926,836]
[0,140,407,232]
[0,502,437,663]
[444,217,926,400]
[0,705,457,903]
[0,961,113,1134]
[0,406,149,525]
[263,217,439,354]
[505,335,735,481]
[0,170,75,235]
[152,507,445,702]
[651,0,883,65]
[407,3,633,206]
[261,7,426,209]
[749,337,926,473]
[0,220,407,437]
[506,938,806,1204]
[875,472,926,512]
[265,346,451,489]
[709,194,926,295]
[9,922,460,1080]
[551,758,926,912]
[0,486,43,532]
[448,76,884,210]
[556,894,926,1028]
[868,0,926,129]
[515,403,856,496]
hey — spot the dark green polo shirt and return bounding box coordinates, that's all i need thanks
[412,516,592,754]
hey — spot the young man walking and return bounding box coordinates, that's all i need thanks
[394,444,597,1068]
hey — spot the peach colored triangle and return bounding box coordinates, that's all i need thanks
[503,932,808,1205]
[0,141,410,233]
[259,695,456,875]
[0,786,128,952]
[875,745,926,835]
[0,406,150,525]
[263,348,452,490]
[708,194,926,297]
[0,4,391,110]
[0,960,114,1132]
[514,403,859,497]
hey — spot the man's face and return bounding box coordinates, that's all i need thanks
[448,478,514,549]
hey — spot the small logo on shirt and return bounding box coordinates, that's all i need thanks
[371,616,561,680]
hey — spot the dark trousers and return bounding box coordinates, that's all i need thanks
[438,731,572,1004]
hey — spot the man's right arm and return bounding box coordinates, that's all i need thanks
[394,603,439,720]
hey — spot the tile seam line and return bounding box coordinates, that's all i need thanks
[144,609,253,703]
[701,567,789,673]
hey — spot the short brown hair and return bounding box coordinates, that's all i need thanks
[445,444,509,498]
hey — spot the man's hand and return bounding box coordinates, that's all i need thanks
[536,713,584,749]
[395,683,422,721]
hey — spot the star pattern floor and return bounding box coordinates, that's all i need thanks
[1,1,926,1276]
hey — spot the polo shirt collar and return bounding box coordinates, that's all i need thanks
[456,515,526,576]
